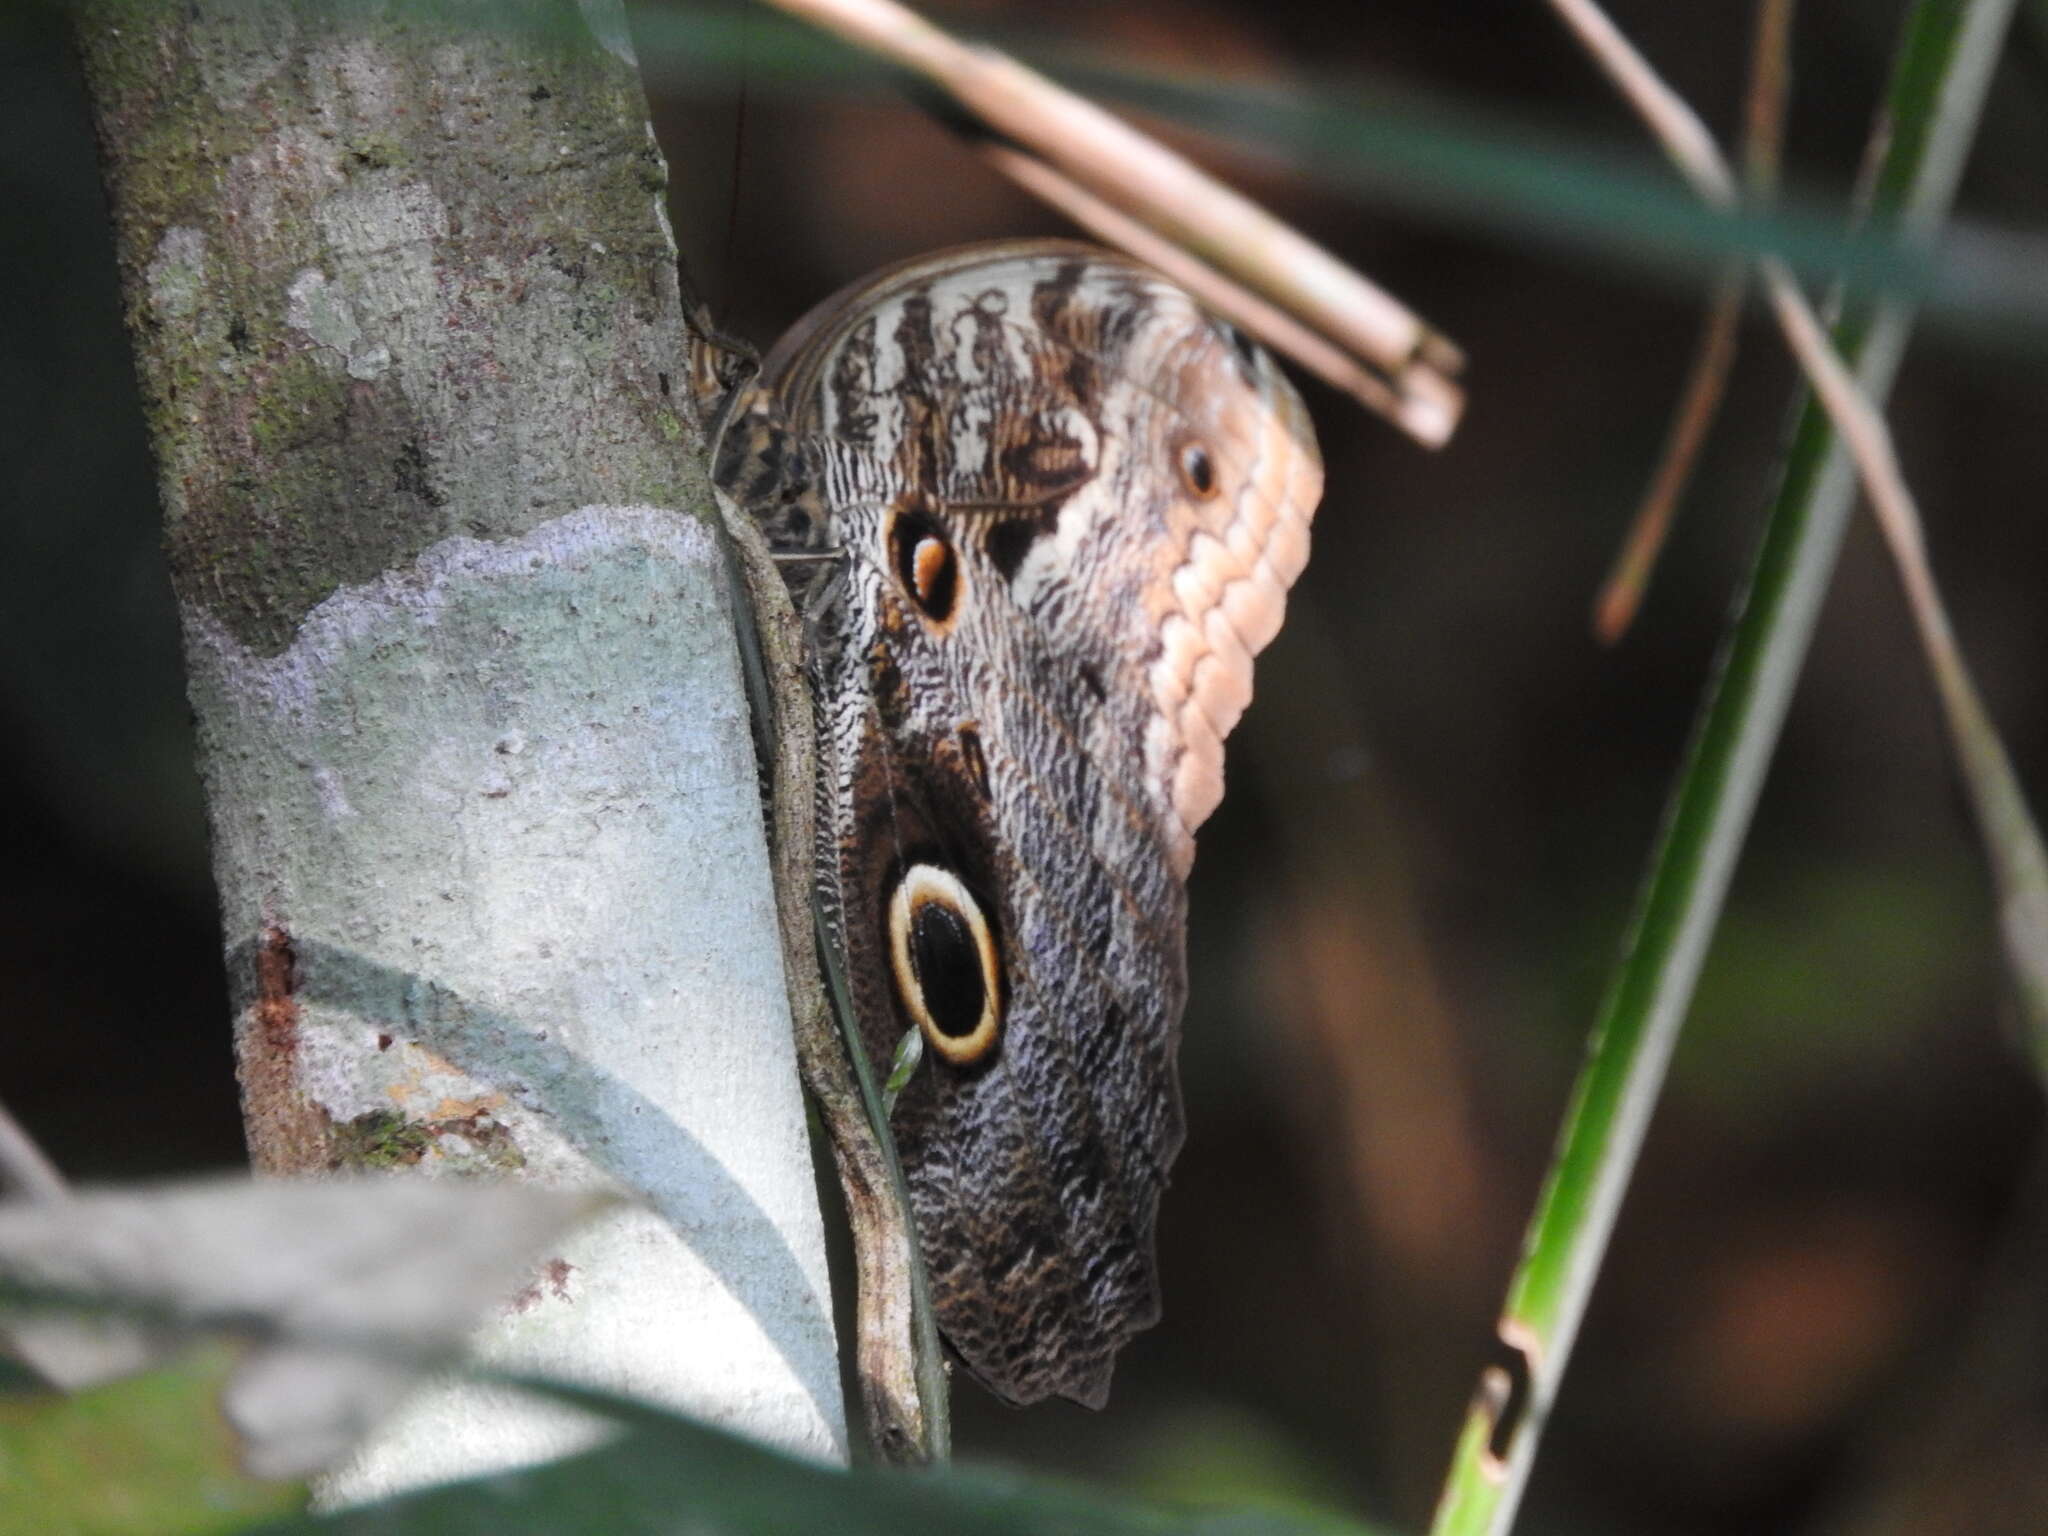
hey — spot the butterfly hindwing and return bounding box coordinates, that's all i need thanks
[728,240,1322,1407]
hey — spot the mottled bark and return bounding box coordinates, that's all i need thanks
[75,0,845,1496]
[79,0,708,654]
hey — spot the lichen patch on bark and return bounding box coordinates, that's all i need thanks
[145,226,208,319]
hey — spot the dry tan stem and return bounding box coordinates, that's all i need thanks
[983,145,1460,444]
[713,490,941,1465]
[1744,0,1796,194]
[1546,0,1738,203]
[1593,0,1794,641]
[757,0,1465,443]
[1591,267,1744,643]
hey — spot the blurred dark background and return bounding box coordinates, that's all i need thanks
[6,1,2048,1531]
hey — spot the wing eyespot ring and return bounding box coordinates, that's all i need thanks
[1175,436,1219,500]
[887,863,1002,1066]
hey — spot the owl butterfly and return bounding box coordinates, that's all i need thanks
[715,240,1323,1407]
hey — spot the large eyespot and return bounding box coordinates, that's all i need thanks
[887,863,1001,1066]
[1175,436,1219,500]
[886,506,960,623]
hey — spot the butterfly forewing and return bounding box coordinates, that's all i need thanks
[732,240,1322,1407]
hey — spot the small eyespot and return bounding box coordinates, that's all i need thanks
[1176,437,1219,500]
[886,507,960,623]
[887,863,1002,1066]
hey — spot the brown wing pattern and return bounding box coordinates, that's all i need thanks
[731,241,1322,1406]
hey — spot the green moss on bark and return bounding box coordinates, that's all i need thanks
[332,1109,528,1175]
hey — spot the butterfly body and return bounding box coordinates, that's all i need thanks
[718,241,1322,1406]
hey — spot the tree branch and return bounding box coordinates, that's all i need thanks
[74,0,845,1496]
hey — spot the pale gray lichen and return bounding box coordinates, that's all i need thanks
[146,226,208,320]
[285,267,362,355]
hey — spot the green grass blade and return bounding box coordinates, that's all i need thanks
[1428,3,2017,1533]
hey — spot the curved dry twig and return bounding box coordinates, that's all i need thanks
[712,486,950,1466]
[754,0,1465,444]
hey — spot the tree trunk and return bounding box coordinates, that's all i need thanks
[74,0,845,1497]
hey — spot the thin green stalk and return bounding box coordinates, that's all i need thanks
[1429,3,2017,1533]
